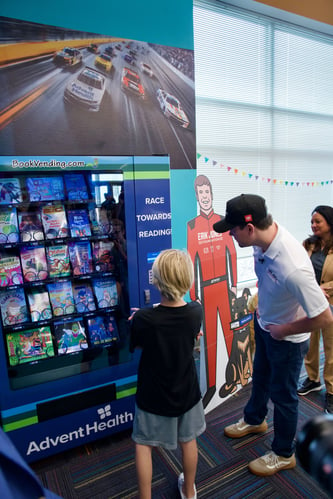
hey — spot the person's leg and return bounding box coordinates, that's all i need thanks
[270,338,309,457]
[322,324,333,395]
[135,443,153,499]
[244,314,271,424]
[179,439,198,498]
[304,329,320,381]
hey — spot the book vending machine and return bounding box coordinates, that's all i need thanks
[0,155,171,462]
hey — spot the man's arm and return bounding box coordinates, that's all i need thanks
[268,306,333,340]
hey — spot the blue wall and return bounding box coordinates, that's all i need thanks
[1,0,194,49]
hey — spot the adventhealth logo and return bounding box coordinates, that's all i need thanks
[98,404,112,419]
[26,405,133,456]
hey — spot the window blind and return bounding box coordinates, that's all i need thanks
[194,1,333,249]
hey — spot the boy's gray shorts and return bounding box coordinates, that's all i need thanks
[132,399,206,450]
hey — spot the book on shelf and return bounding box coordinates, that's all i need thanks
[0,178,22,204]
[87,314,120,346]
[89,207,110,236]
[0,207,19,244]
[0,287,29,327]
[26,176,65,202]
[46,244,71,278]
[54,317,88,354]
[0,251,23,287]
[92,240,116,273]
[18,209,44,242]
[20,245,48,282]
[64,173,89,201]
[6,326,55,366]
[68,241,93,276]
[67,208,92,237]
[72,281,96,313]
[92,277,118,309]
[47,280,75,317]
[27,287,52,322]
[41,204,68,239]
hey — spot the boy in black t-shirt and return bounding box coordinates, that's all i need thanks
[130,249,205,499]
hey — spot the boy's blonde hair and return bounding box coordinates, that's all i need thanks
[152,249,194,301]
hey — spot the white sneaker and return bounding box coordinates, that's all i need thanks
[178,472,197,499]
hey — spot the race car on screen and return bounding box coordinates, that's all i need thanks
[140,62,153,78]
[64,66,106,111]
[53,47,83,66]
[94,53,113,73]
[121,67,145,99]
[156,89,190,128]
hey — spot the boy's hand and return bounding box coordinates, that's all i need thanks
[196,330,203,341]
[128,308,139,321]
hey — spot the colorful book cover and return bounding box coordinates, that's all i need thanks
[92,277,118,308]
[48,280,75,316]
[0,252,23,287]
[67,209,92,237]
[0,287,29,327]
[72,281,96,313]
[27,287,52,322]
[18,210,44,242]
[68,241,93,276]
[0,178,22,204]
[20,245,48,282]
[6,326,55,366]
[42,204,68,239]
[54,318,88,354]
[89,207,110,236]
[0,207,19,244]
[64,173,89,201]
[92,240,115,272]
[26,177,64,202]
[87,315,120,346]
[46,244,71,278]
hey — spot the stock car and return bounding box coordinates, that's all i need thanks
[123,53,135,65]
[88,43,99,53]
[121,67,145,99]
[140,62,153,78]
[53,47,82,66]
[64,66,106,111]
[94,53,113,72]
[104,46,114,56]
[156,88,190,129]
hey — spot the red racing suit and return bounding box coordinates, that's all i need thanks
[187,210,237,392]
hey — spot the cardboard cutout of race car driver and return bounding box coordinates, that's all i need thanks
[187,175,237,408]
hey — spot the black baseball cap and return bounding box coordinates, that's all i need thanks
[213,194,268,233]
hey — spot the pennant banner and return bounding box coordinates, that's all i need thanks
[197,153,333,187]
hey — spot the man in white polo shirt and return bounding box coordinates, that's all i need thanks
[213,194,332,476]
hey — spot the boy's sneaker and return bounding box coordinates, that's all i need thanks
[249,451,296,476]
[297,377,322,396]
[224,417,268,438]
[178,473,197,499]
[325,393,333,414]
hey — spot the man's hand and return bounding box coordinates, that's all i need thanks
[267,323,290,341]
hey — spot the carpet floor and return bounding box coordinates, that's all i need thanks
[31,372,332,498]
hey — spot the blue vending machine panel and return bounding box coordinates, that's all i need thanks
[0,155,171,462]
